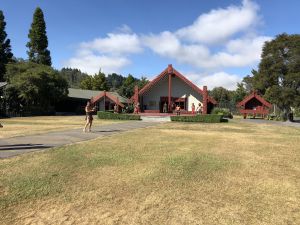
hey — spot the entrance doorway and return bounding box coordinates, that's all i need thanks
[160,96,186,112]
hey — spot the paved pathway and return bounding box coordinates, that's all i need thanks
[239,118,300,128]
[141,116,171,122]
[0,121,160,159]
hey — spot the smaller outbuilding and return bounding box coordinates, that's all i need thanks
[237,91,272,119]
[56,88,129,114]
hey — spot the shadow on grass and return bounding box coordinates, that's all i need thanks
[0,144,52,151]
[93,129,123,133]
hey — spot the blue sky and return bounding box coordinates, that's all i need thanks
[1,0,300,89]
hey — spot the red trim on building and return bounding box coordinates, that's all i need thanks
[138,65,217,104]
[91,92,125,108]
[237,91,272,108]
[173,69,217,105]
[168,73,171,111]
[237,91,272,118]
[133,85,139,104]
[202,86,208,114]
[139,68,169,95]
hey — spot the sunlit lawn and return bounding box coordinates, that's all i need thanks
[0,116,122,139]
[0,120,300,224]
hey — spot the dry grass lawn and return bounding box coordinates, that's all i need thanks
[0,116,122,139]
[0,120,300,224]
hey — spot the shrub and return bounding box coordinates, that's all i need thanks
[267,113,277,120]
[171,114,224,123]
[211,107,233,119]
[293,107,300,117]
[97,111,141,120]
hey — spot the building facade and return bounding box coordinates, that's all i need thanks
[133,65,217,114]
[56,88,129,114]
[237,91,272,119]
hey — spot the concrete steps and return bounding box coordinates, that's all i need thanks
[141,116,171,122]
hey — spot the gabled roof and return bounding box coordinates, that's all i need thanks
[68,88,101,100]
[237,91,272,108]
[91,91,125,108]
[139,65,217,104]
[68,88,128,103]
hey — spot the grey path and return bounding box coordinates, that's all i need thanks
[0,121,160,159]
[239,118,300,128]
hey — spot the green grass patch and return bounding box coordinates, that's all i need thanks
[161,153,235,180]
[0,141,141,210]
[0,167,69,209]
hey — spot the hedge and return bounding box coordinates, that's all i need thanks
[97,111,141,120]
[170,114,224,123]
[211,107,233,119]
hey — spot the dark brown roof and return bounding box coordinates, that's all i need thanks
[237,91,272,108]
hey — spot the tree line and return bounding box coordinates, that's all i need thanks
[210,33,300,119]
[60,68,149,98]
[0,8,148,116]
[1,7,299,117]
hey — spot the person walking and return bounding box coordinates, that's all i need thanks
[176,105,181,116]
[114,104,118,113]
[191,103,195,114]
[83,101,95,132]
[163,102,168,113]
[196,103,203,114]
[134,102,140,114]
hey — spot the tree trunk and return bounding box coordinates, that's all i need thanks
[282,107,293,122]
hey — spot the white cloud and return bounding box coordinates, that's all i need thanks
[185,72,242,90]
[143,34,271,70]
[64,54,130,75]
[64,0,272,89]
[64,26,141,74]
[80,33,142,55]
[200,72,242,90]
[142,31,181,56]
[116,24,133,34]
[176,0,260,44]
[141,0,271,71]
[209,36,272,68]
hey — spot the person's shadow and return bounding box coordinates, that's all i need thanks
[0,144,52,151]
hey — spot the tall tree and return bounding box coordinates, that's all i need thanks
[210,87,232,103]
[232,82,247,104]
[27,7,51,66]
[118,74,137,98]
[106,73,125,91]
[60,68,89,88]
[0,10,13,81]
[137,76,149,89]
[247,33,300,116]
[80,76,93,90]
[92,71,108,91]
[5,61,68,113]
[79,71,108,91]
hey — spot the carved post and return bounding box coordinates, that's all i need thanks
[168,64,173,112]
[103,91,106,111]
[116,97,120,113]
[134,85,139,104]
[203,86,208,115]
